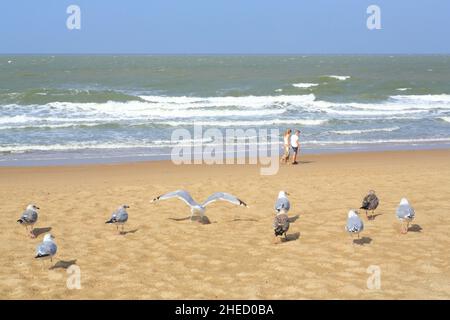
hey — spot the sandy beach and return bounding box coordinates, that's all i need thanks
[0,149,449,299]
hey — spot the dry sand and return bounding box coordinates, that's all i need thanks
[0,149,449,299]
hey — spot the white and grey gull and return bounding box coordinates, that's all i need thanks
[17,204,39,238]
[396,198,415,234]
[151,190,247,221]
[105,205,130,234]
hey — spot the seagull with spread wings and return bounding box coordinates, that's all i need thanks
[151,190,247,221]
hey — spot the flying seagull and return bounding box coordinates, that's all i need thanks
[345,210,364,239]
[17,204,39,238]
[396,198,415,234]
[360,190,379,220]
[105,205,129,234]
[274,191,290,214]
[35,234,57,265]
[151,190,247,221]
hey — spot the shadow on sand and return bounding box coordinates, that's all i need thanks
[50,259,77,270]
[32,227,52,238]
[169,216,212,224]
[353,237,372,246]
[408,224,422,232]
[120,229,139,235]
[281,232,300,242]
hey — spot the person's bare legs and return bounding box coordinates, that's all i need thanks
[291,149,298,164]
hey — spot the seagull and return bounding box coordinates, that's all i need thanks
[360,190,379,220]
[396,198,415,234]
[273,211,290,242]
[35,234,57,265]
[105,205,129,234]
[17,204,39,238]
[274,191,290,214]
[151,190,247,221]
[345,210,364,239]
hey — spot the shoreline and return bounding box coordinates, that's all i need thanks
[2,143,450,167]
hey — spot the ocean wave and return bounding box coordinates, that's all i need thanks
[302,137,450,145]
[138,94,316,109]
[324,75,351,81]
[162,119,327,127]
[330,127,400,135]
[292,83,319,88]
[440,117,450,123]
[396,88,411,91]
[390,94,450,103]
[3,137,450,154]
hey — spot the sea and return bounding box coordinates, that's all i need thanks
[1,55,449,166]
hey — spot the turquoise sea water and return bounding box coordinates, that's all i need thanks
[1,55,450,165]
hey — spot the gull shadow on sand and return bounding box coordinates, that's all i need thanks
[282,232,300,242]
[32,227,52,238]
[408,224,422,233]
[169,216,212,224]
[288,215,300,223]
[367,213,383,221]
[232,218,259,222]
[353,237,372,246]
[120,229,139,235]
[50,259,77,270]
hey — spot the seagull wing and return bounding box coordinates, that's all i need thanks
[346,216,364,233]
[202,192,247,208]
[35,241,57,258]
[274,198,290,212]
[152,190,198,208]
[19,209,37,224]
[397,204,415,220]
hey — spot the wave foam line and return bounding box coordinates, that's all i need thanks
[330,127,400,135]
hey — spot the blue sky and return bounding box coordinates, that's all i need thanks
[1,0,449,54]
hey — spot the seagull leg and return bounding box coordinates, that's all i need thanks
[121,225,124,234]
[30,225,36,238]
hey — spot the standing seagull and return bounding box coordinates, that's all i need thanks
[396,198,415,234]
[360,190,379,220]
[105,205,129,234]
[273,211,290,242]
[345,210,364,239]
[17,204,39,238]
[151,190,247,221]
[35,234,57,266]
[274,191,290,214]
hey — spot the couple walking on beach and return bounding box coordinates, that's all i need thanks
[281,129,300,165]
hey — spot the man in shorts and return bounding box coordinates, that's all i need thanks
[290,129,300,165]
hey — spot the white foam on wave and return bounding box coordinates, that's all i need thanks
[330,127,400,135]
[139,94,316,109]
[292,83,319,88]
[3,137,450,154]
[302,137,450,145]
[440,117,450,123]
[325,75,351,81]
[162,119,327,127]
[396,88,411,91]
[390,94,450,103]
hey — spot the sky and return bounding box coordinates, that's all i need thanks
[1,0,449,54]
